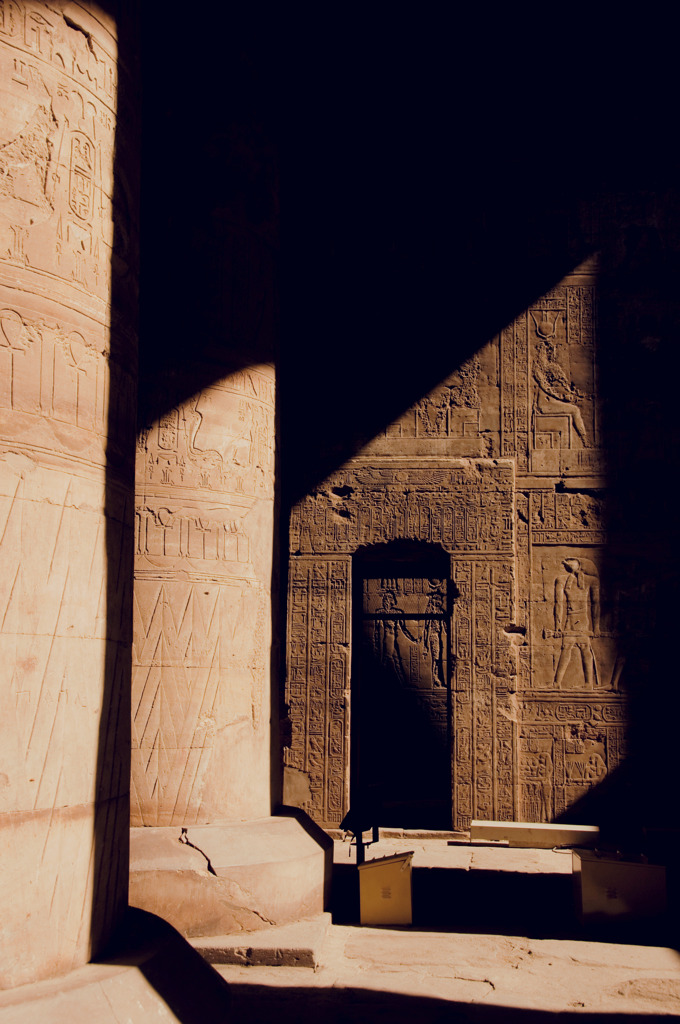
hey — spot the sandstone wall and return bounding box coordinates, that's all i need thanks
[285,260,626,830]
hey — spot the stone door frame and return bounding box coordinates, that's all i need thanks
[351,545,454,829]
[285,460,518,830]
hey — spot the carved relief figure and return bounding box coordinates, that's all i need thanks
[447,354,480,409]
[532,325,589,447]
[416,390,447,436]
[423,588,446,687]
[414,355,481,438]
[374,589,418,683]
[0,99,57,225]
[565,724,607,784]
[554,558,600,688]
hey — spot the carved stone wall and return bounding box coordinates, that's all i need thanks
[133,361,275,825]
[285,260,625,829]
[0,2,138,988]
[285,462,517,829]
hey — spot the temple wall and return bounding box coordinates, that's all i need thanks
[0,1,138,988]
[285,260,626,829]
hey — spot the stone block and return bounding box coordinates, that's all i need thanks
[471,820,600,849]
[191,913,331,968]
[129,815,331,938]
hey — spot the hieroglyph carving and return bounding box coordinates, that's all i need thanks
[0,2,121,301]
[501,282,603,476]
[365,344,500,458]
[518,493,625,819]
[0,3,135,987]
[519,711,624,820]
[530,547,622,694]
[288,268,624,831]
[291,463,514,556]
[363,578,447,689]
[286,558,350,824]
[286,461,517,829]
[552,559,600,688]
[133,365,275,826]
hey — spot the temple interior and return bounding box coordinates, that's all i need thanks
[1,4,679,1017]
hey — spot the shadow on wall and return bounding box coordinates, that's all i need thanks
[279,47,680,840]
[136,10,283,816]
[555,210,680,840]
[134,9,680,867]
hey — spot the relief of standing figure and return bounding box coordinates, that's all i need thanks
[554,558,600,688]
[423,589,446,687]
[375,590,418,684]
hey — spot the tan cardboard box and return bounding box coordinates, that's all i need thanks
[572,850,666,923]
[358,851,414,926]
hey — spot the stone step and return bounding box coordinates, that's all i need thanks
[190,913,332,968]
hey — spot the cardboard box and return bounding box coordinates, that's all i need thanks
[358,851,414,926]
[572,849,666,923]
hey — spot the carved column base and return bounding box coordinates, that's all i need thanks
[129,814,332,938]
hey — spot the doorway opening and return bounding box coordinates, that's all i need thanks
[351,541,453,829]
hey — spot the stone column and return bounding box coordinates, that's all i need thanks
[132,232,275,826]
[0,2,138,989]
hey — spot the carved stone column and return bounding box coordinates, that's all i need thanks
[0,2,138,989]
[132,354,275,825]
[127,99,330,936]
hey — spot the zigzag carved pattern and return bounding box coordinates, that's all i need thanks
[0,456,131,949]
[131,580,222,825]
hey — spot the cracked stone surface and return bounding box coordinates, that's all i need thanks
[2,912,680,1022]
[129,818,330,937]
[215,923,680,1021]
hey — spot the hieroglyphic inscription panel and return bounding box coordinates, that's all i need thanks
[362,576,449,690]
[451,557,517,828]
[501,278,604,478]
[285,460,517,829]
[517,435,623,817]
[519,516,625,819]
[519,698,627,820]
[290,462,514,556]
[500,268,624,821]
[0,1,125,307]
[286,557,350,825]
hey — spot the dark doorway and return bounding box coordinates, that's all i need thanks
[351,543,453,829]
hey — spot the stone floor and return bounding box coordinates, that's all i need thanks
[2,917,679,1023]
[1,838,678,1022]
[216,921,680,1022]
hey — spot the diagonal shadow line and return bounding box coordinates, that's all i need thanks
[88,8,680,1001]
